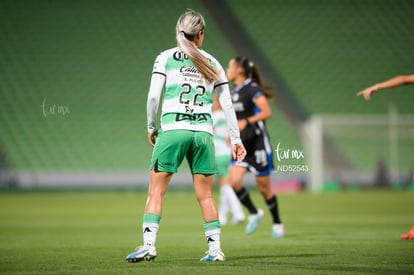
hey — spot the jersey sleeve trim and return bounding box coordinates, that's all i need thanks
[253,90,264,100]
[153,71,166,77]
[214,81,229,89]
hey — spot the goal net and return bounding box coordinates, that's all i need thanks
[301,106,414,192]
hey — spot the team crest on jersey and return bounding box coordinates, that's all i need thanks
[173,51,189,62]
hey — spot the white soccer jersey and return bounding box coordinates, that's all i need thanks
[147,47,228,135]
[212,110,231,157]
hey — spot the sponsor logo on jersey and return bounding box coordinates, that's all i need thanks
[175,113,208,122]
[180,64,201,78]
[233,102,244,112]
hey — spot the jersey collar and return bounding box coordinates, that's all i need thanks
[234,78,252,92]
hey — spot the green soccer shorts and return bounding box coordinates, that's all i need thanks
[150,129,216,175]
[215,154,231,178]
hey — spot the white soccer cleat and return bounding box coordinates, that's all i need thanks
[272,223,285,239]
[200,249,225,262]
[125,245,157,263]
[245,208,264,234]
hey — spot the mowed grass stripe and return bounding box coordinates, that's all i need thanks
[0,190,413,274]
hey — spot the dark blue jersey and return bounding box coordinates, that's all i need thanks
[230,78,274,176]
[231,79,263,121]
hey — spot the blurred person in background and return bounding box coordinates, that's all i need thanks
[125,9,246,263]
[226,56,284,238]
[212,94,245,226]
[356,74,414,101]
[357,74,414,240]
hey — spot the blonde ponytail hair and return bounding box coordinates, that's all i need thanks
[176,9,219,83]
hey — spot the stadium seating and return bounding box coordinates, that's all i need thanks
[227,0,414,171]
[0,0,231,171]
[0,0,413,174]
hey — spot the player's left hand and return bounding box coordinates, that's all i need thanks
[148,130,158,147]
[232,143,247,163]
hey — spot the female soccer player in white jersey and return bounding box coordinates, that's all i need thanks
[212,94,245,226]
[125,9,246,263]
[226,56,284,238]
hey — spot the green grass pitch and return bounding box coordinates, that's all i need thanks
[0,189,413,274]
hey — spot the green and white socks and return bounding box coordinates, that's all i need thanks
[142,213,161,248]
[204,220,221,252]
[142,214,222,253]
[219,184,245,225]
